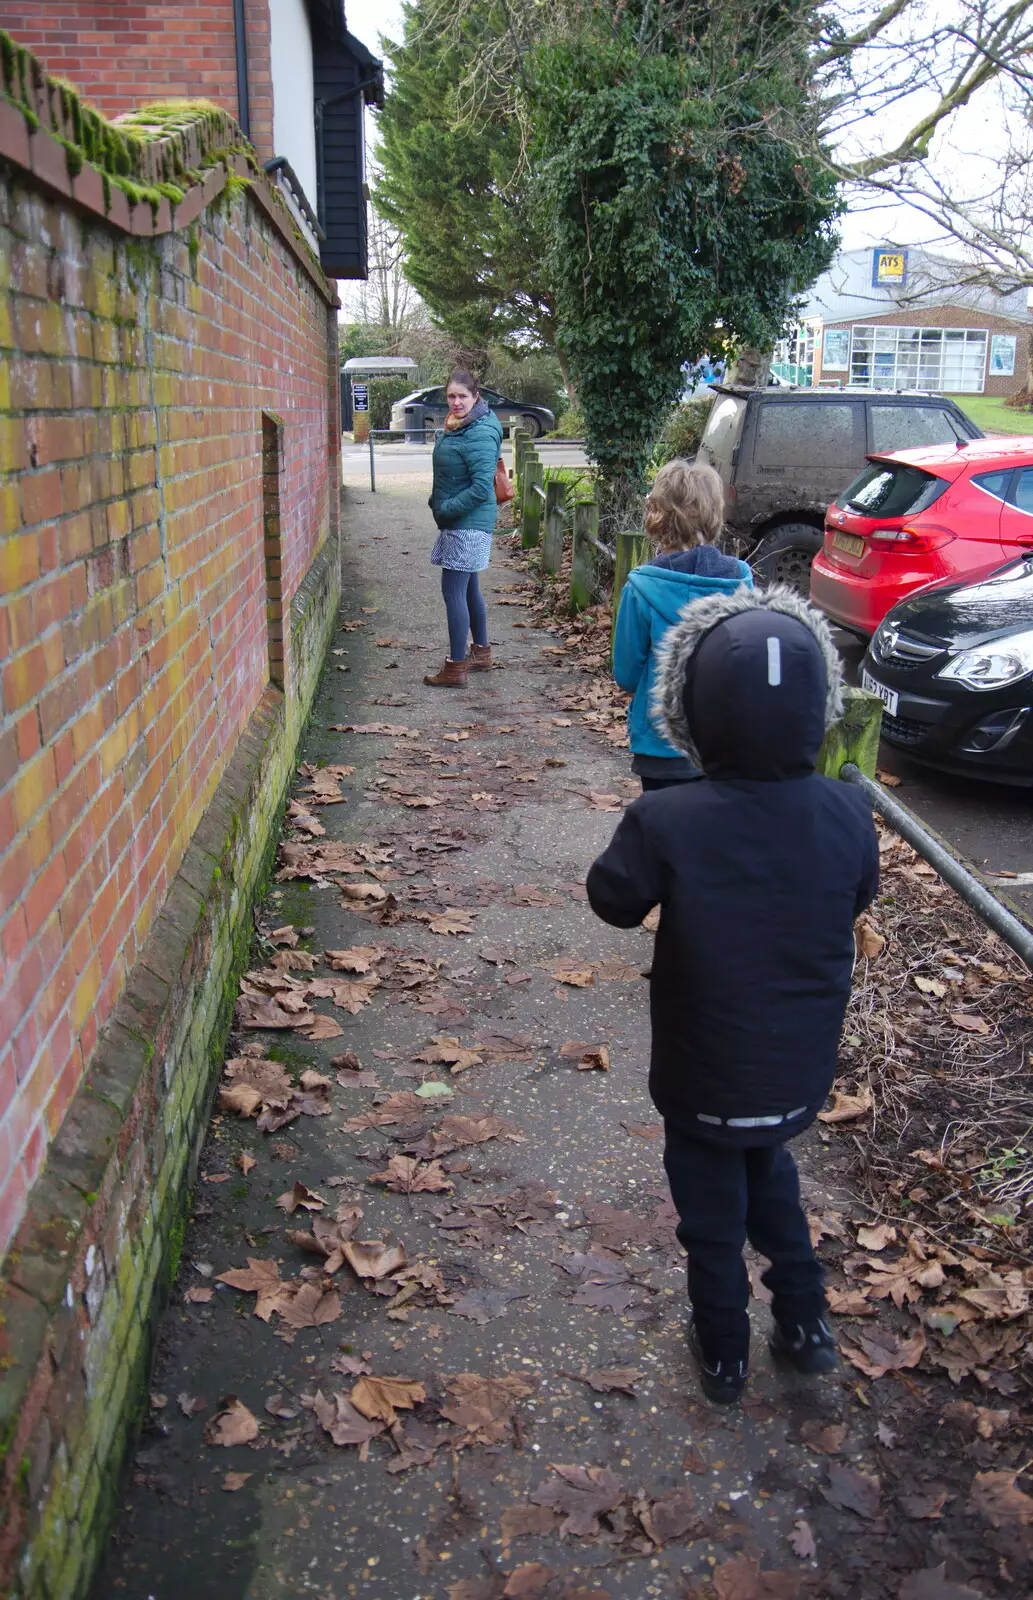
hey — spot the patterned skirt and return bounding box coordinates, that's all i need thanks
[430,527,493,573]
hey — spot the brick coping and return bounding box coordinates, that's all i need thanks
[0,37,337,306]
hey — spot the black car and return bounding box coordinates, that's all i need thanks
[860,557,1033,783]
[390,386,555,440]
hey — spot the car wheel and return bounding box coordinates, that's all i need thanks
[750,523,824,595]
[519,413,543,440]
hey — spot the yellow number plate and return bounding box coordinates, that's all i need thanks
[832,530,865,557]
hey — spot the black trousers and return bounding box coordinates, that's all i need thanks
[663,1121,826,1359]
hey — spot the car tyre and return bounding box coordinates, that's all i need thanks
[750,523,824,595]
[519,412,543,440]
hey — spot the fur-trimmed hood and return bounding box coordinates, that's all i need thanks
[650,585,845,779]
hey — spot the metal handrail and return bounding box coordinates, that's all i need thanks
[841,762,1033,970]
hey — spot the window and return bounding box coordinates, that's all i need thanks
[754,402,857,467]
[1010,468,1033,514]
[837,463,946,518]
[481,390,505,407]
[848,326,988,393]
[972,469,1012,503]
[262,413,285,689]
[869,405,966,453]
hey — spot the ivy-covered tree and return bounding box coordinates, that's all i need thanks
[527,3,840,506]
[376,2,558,368]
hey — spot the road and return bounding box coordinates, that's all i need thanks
[341,439,1033,927]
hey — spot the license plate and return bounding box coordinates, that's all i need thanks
[831,530,865,557]
[862,668,898,717]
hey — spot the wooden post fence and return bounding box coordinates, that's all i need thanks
[570,499,601,611]
[542,479,566,575]
[521,456,544,548]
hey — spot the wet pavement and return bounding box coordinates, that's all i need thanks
[94,477,1016,1600]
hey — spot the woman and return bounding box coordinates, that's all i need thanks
[425,370,503,687]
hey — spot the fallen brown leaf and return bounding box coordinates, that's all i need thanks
[948,1011,992,1034]
[350,1374,427,1424]
[821,1461,881,1519]
[276,1181,326,1215]
[817,1085,873,1123]
[969,1470,1033,1527]
[222,1471,252,1492]
[369,1155,454,1194]
[204,1396,259,1448]
[840,1324,926,1379]
[530,1463,625,1538]
[559,1041,610,1071]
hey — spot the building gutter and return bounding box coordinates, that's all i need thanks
[233,0,252,139]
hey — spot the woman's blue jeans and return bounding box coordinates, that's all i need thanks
[441,569,488,662]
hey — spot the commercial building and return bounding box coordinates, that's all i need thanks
[777,247,1031,397]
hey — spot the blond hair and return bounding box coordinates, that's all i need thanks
[645,458,725,550]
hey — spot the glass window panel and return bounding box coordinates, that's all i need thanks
[870,406,964,452]
[754,403,858,465]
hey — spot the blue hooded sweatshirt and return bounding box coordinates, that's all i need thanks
[612,547,753,771]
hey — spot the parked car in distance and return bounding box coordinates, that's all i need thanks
[859,555,1033,783]
[811,435,1033,637]
[696,386,981,590]
[391,386,555,440]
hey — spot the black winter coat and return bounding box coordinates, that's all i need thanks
[586,588,879,1146]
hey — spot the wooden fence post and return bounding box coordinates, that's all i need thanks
[570,500,601,611]
[816,687,884,779]
[611,530,650,655]
[542,479,566,575]
[511,427,528,498]
[521,457,544,548]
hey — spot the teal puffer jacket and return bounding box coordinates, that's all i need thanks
[429,402,503,533]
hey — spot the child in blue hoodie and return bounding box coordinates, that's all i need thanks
[612,460,752,790]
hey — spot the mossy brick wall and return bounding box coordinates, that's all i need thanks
[0,145,340,1256]
[0,63,344,1598]
[0,1,276,163]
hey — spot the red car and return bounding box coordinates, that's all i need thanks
[810,436,1033,636]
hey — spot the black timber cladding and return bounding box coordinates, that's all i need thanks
[312,22,383,280]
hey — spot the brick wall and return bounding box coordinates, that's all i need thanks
[0,0,276,162]
[816,305,1031,398]
[0,84,339,1262]
[0,52,344,1594]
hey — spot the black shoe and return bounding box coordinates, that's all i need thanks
[770,1314,838,1374]
[687,1319,748,1405]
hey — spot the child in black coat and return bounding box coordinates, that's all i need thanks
[587,586,879,1403]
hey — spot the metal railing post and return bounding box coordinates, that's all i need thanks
[368,429,376,493]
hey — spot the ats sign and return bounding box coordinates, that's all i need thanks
[872,248,907,287]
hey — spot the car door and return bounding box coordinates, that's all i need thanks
[1000,466,1033,555]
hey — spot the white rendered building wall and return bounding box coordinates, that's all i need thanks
[269,0,318,215]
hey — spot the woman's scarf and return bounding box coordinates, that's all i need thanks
[443,397,490,432]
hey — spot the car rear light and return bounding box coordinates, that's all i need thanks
[867,524,956,553]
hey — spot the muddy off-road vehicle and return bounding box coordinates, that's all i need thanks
[696,386,982,590]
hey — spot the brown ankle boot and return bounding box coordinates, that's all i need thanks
[469,643,492,671]
[424,658,469,687]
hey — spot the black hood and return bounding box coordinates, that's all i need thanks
[652,585,845,780]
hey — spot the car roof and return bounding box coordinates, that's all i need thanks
[709,384,969,403]
[870,435,1033,474]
